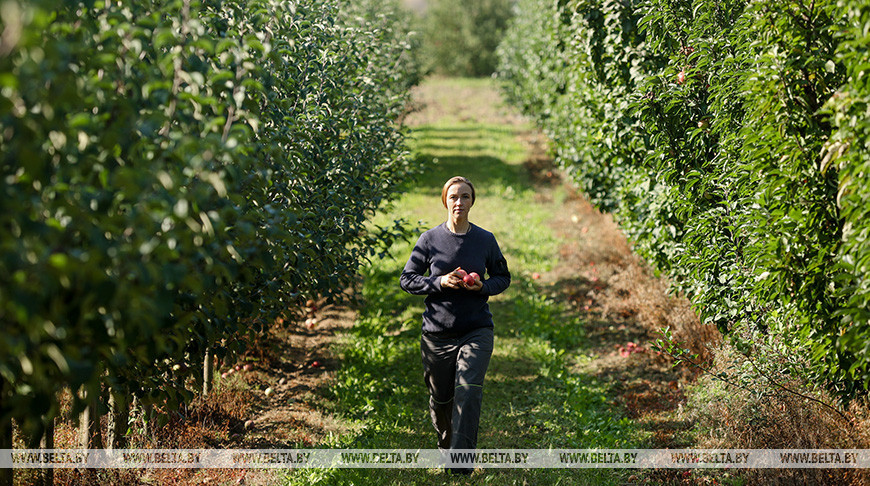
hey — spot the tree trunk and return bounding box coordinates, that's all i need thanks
[78,388,102,484]
[203,346,213,395]
[107,390,128,449]
[37,416,54,486]
[77,388,102,449]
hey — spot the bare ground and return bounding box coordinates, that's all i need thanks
[516,128,714,450]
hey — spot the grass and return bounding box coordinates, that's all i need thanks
[279,78,641,485]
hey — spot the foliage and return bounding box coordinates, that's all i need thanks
[0,0,419,440]
[497,0,870,402]
[419,0,515,77]
[824,0,870,394]
[498,0,660,211]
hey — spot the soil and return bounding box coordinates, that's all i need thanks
[516,124,706,449]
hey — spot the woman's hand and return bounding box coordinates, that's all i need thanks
[440,268,483,291]
[464,278,483,292]
[440,268,464,289]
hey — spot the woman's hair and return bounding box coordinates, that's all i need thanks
[441,176,476,208]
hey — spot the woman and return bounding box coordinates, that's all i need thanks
[399,176,511,474]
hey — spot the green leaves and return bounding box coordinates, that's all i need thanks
[420,0,514,77]
[1,0,420,432]
[499,0,869,401]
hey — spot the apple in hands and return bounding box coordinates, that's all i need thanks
[440,268,482,290]
[462,271,482,290]
[440,268,464,289]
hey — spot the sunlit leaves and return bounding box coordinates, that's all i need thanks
[0,0,420,433]
[499,0,869,401]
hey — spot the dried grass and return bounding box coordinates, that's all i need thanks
[682,345,870,485]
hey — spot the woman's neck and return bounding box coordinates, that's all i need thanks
[447,218,471,235]
[446,218,470,235]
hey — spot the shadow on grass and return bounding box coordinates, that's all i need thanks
[411,125,519,137]
[410,153,528,198]
[408,124,532,190]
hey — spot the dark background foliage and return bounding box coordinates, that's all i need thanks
[418,0,515,77]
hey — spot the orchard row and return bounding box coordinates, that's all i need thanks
[498,0,870,400]
[0,0,421,451]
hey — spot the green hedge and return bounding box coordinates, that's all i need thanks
[498,0,870,402]
[0,0,419,441]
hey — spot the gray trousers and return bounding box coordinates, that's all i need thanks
[421,327,494,450]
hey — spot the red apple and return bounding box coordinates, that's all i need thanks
[312,361,321,368]
[463,274,475,286]
[455,269,467,278]
[243,363,253,372]
[677,70,686,85]
[532,272,541,280]
[469,272,480,281]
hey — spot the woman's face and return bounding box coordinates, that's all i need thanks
[445,182,473,219]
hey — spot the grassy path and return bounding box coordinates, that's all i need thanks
[282,77,685,486]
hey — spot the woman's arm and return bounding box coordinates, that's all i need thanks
[400,236,443,295]
[480,239,511,296]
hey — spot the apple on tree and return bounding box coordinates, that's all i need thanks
[677,70,686,85]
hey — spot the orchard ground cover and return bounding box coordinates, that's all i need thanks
[11,77,725,486]
[277,77,717,485]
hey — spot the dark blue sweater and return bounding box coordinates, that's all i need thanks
[400,223,511,334]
